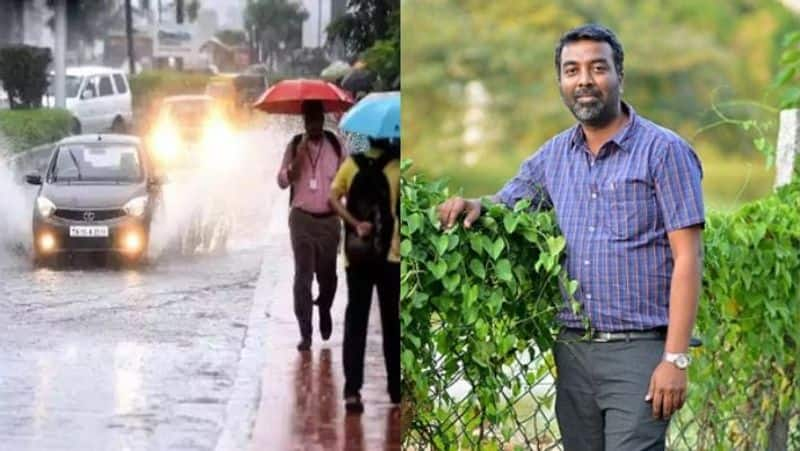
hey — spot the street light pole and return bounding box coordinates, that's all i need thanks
[54,0,66,109]
[318,0,322,47]
[125,0,136,75]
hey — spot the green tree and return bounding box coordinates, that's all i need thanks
[215,29,247,47]
[403,0,795,205]
[245,0,308,70]
[47,0,115,51]
[0,46,52,109]
[327,0,399,56]
[327,0,400,89]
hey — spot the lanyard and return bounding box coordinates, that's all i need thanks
[306,139,324,175]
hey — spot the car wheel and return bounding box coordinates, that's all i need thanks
[111,116,126,133]
[71,118,82,135]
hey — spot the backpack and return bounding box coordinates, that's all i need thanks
[289,130,342,204]
[344,151,397,266]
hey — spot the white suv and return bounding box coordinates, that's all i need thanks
[49,66,134,134]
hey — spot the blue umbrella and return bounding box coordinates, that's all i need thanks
[339,91,400,139]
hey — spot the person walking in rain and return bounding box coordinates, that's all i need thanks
[438,24,704,450]
[329,137,401,413]
[277,100,346,352]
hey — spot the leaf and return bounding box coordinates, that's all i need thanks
[503,214,520,233]
[568,280,579,297]
[447,233,460,250]
[400,239,412,257]
[547,236,566,255]
[466,235,481,255]
[443,273,461,293]
[495,259,512,282]
[435,234,449,256]
[406,213,422,234]
[490,237,505,260]
[469,259,486,278]
[428,260,447,279]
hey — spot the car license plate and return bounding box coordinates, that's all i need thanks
[69,226,109,238]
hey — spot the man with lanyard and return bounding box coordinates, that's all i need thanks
[277,100,345,351]
[438,24,704,449]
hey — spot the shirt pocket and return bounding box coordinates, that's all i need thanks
[602,179,653,240]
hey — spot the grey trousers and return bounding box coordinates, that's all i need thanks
[288,208,341,340]
[554,330,670,451]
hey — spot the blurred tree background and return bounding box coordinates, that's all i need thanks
[403,0,800,210]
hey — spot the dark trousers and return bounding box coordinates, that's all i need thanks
[342,261,400,398]
[288,208,341,340]
[554,330,670,451]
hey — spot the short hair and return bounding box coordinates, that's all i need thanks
[554,24,624,79]
[301,100,324,118]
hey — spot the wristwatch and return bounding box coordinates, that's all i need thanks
[663,352,691,370]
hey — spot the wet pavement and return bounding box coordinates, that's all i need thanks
[248,234,403,451]
[0,121,402,450]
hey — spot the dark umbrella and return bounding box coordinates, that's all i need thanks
[340,69,376,98]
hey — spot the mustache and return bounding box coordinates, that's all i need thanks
[573,88,601,98]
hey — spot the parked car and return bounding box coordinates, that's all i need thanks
[25,134,164,265]
[45,66,133,134]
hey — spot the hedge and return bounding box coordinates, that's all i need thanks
[0,108,72,154]
[128,70,212,133]
[401,160,800,450]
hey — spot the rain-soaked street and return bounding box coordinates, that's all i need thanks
[0,122,401,450]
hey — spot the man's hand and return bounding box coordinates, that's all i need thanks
[437,197,482,229]
[355,221,373,237]
[646,361,688,420]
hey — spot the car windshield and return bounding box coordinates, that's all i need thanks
[51,144,143,183]
[166,99,212,124]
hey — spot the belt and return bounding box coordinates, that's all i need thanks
[564,328,666,343]
[294,208,337,219]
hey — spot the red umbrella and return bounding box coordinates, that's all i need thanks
[252,79,354,114]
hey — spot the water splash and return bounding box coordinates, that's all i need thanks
[0,137,34,265]
[148,114,304,260]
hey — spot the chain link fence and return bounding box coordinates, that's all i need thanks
[404,334,800,451]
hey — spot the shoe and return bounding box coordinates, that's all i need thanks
[296,337,311,351]
[319,307,332,341]
[344,394,364,414]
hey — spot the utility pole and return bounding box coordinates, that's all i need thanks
[175,0,184,70]
[54,0,66,109]
[125,0,135,75]
[317,0,323,47]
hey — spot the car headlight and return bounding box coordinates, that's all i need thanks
[124,196,148,217]
[149,123,180,164]
[37,196,56,218]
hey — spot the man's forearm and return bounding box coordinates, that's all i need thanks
[329,194,358,227]
[665,254,701,353]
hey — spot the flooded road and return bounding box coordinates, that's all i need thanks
[0,125,282,451]
[0,119,402,450]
